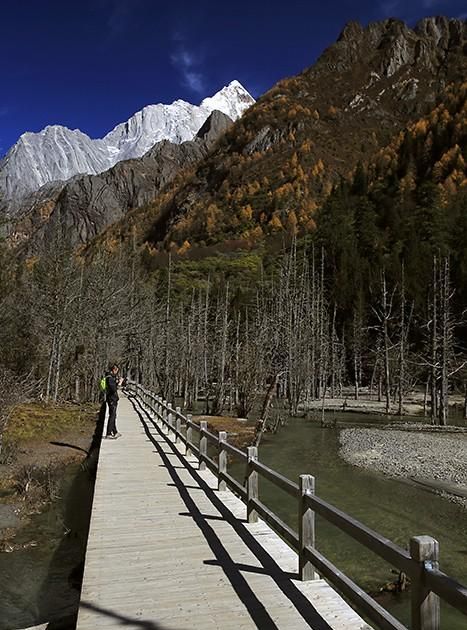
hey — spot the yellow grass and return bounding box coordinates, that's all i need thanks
[193,414,255,449]
[5,402,98,444]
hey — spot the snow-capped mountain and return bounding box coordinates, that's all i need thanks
[0,81,254,205]
[103,80,253,162]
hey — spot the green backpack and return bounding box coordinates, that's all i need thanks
[99,376,107,392]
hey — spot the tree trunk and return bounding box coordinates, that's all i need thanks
[53,336,62,402]
[382,271,391,415]
[430,256,438,424]
[438,258,449,426]
[398,263,405,416]
[255,371,282,447]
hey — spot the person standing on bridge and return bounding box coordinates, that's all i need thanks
[105,364,121,439]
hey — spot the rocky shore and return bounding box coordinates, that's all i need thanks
[339,427,467,508]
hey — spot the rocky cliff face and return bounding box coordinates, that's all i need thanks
[106,16,465,249]
[0,81,254,208]
[11,111,234,251]
[311,17,466,112]
[8,16,467,255]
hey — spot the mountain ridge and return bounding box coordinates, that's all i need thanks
[0,80,254,206]
[136,16,466,249]
[6,16,467,257]
[11,110,234,251]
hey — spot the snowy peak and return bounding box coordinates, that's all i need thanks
[200,80,255,120]
[103,80,254,161]
[0,81,254,206]
[1,126,110,201]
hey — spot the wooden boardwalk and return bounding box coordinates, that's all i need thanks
[76,395,370,630]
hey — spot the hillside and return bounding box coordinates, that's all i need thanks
[11,111,234,251]
[1,16,466,437]
[316,80,467,313]
[92,16,466,255]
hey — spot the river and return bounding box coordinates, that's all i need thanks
[0,461,95,630]
[1,408,465,629]
[231,411,467,629]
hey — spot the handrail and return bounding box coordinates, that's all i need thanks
[126,381,467,630]
[251,459,300,498]
[425,568,467,615]
[249,497,299,549]
[304,493,414,576]
[220,439,248,461]
[201,426,219,444]
[302,545,407,630]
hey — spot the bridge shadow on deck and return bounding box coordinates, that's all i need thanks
[80,600,171,629]
[129,394,334,630]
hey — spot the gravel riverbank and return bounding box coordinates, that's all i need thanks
[339,428,467,508]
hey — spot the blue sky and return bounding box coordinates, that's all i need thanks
[0,0,465,154]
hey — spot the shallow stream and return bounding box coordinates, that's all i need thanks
[232,411,467,629]
[0,461,95,630]
[1,407,465,629]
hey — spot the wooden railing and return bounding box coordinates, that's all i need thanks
[126,382,467,630]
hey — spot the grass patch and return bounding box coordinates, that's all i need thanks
[4,402,98,444]
[193,415,255,450]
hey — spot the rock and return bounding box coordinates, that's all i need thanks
[11,110,234,251]
[0,504,21,529]
[0,82,254,206]
[339,427,467,508]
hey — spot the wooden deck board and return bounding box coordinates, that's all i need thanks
[77,395,371,630]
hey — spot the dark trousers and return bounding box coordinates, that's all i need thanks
[98,399,107,425]
[106,400,118,435]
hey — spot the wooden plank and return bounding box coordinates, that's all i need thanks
[253,459,300,498]
[410,536,440,630]
[77,394,372,630]
[424,568,467,615]
[299,474,316,581]
[246,446,258,524]
[305,492,415,575]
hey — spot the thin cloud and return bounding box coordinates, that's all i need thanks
[380,0,440,15]
[184,71,205,93]
[105,0,144,37]
[170,43,206,95]
[379,0,401,16]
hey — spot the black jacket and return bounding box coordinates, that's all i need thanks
[106,373,119,403]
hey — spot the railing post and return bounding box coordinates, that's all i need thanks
[218,431,227,491]
[175,407,182,444]
[156,396,161,421]
[162,400,168,430]
[199,421,208,470]
[410,536,440,630]
[186,414,193,456]
[167,404,174,437]
[299,474,316,581]
[247,446,258,523]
